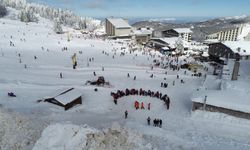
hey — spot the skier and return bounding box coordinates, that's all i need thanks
[125,110,128,119]
[164,83,168,88]
[147,117,151,125]
[181,79,184,84]
[93,71,96,76]
[166,98,170,110]
[159,119,162,128]
[134,76,136,80]
[60,72,63,78]
[127,73,130,78]
[153,119,156,127]
[148,103,151,110]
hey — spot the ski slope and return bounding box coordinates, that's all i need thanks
[1,16,250,150]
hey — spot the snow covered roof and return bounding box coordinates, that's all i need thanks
[173,28,193,34]
[160,37,179,48]
[161,47,170,50]
[202,52,209,57]
[133,28,153,36]
[191,90,250,113]
[150,37,179,48]
[107,18,131,29]
[51,88,82,105]
[223,41,250,56]
[204,39,220,44]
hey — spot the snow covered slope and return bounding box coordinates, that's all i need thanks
[1,8,250,150]
[0,108,45,150]
[33,123,153,150]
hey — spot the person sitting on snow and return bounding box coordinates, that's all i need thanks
[8,92,16,97]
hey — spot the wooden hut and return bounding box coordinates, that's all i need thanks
[44,88,82,110]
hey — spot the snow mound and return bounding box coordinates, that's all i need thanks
[33,122,154,150]
[0,108,45,150]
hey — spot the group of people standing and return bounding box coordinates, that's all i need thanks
[111,88,170,110]
[134,101,150,110]
[147,117,163,128]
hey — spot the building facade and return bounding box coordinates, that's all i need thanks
[206,25,244,42]
[133,27,153,44]
[105,18,132,37]
[160,28,192,42]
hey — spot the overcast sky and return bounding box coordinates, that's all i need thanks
[28,0,250,18]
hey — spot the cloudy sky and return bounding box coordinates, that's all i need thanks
[28,0,250,18]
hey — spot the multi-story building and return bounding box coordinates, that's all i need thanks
[205,25,244,41]
[105,18,132,38]
[154,28,192,42]
[132,27,153,44]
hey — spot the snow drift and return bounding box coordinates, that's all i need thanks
[33,123,154,150]
[0,108,45,150]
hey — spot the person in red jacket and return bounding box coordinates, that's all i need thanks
[141,102,145,109]
[134,101,137,109]
[134,101,139,110]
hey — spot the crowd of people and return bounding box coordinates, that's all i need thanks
[111,88,171,110]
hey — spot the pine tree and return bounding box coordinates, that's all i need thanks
[53,19,63,34]
[0,5,7,17]
[175,37,184,54]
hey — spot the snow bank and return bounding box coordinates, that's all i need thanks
[0,108,45,150]
[192,110,250,127]
[33,122,154,150]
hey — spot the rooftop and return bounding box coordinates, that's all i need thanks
[106,18,131,29]
[173,28,193,33]
[133,28,153,35]
[151,37,179,48]
[191,90,250,114]
[223,41,250,56]
[47,88,82,105]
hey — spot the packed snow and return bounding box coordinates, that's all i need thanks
[33,123,153,150]
[1,8,250,150]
